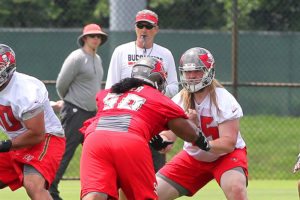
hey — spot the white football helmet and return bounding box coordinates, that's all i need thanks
[179,47,215,93]
[131,57,167,93]
[0,44,16,87]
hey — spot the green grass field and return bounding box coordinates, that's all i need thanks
[0,180,298,200]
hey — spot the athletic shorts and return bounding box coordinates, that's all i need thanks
[0,134,65,191]
[80,131,158,200]
[158,148,248,196]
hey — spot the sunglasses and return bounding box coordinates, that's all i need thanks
[136,23,155,30]
[87,34,101,39]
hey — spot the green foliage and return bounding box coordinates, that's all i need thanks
[149,0,227,30]
[0,0,109,27]
[247,0,300,31]
[1,0,299,30]
[0,0,57,27]
[149,0,174,8]
[0,130,8,140]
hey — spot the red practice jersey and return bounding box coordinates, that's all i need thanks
[82,85,187,141]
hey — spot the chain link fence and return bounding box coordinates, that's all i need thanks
[1,0,300,180]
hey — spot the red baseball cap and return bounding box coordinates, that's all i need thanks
[135,9,158,25]
[77,24,108,47]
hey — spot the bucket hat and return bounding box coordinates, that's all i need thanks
[77,24,108,47]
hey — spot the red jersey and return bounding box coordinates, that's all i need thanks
[82,85,187,141]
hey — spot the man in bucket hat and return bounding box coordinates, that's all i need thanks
[49,23,108,200]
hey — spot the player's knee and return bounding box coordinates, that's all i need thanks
[23,177,46,197]
[23,182,37,197]
[224,182,247,200]
[232,182,246,193]
[156,176,180,199]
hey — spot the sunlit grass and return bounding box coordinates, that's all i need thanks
[0,180,298,200]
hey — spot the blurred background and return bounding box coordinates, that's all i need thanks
[1,0,300,180]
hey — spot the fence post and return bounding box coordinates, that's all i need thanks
[232,0,238,99]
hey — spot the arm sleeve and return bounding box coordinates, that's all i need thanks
[56,53,80,99]
[213,90,243,123]
[105,48,122,89]
[164,51,179,98]
[19,81,48,120]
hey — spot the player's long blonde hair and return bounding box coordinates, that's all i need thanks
[181,79,223,112]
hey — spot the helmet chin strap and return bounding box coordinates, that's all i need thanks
[0,69,8,86]
[154,81,159,90]
[0,66,15,87]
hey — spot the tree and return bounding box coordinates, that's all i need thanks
[0,0,109,27]
[1,0,299,31]
[149,0,227,30]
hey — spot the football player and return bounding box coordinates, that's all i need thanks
[0,44,65,200]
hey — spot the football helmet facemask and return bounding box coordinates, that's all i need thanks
[179,47,215,93]
[0,44,16,87]
[131,57,167,93]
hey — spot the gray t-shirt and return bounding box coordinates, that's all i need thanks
[56,48,103,111]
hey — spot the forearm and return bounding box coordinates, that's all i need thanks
[208,137,236,154]
[169,118,199,143]
[159,130,177,142]
[176,129,199,143]
[11,130,45,150]
[294,153,300,173]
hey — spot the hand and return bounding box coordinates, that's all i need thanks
[149,135,174,151]
[194,130,211,151]
[0,140,12,152]
[293,153,300,173]
[186,109,199,127]
[50,100,64,113]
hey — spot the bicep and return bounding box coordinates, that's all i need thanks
[23,109,46,135]
[218,118,240,142]
[11,110,46,149]
[168,118,198,142]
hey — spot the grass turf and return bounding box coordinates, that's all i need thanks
[0,180,298,200]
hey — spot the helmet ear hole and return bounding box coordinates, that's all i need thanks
[179,47,215,93]
[0,44,16,87]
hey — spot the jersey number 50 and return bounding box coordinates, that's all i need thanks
[0,105,22,132]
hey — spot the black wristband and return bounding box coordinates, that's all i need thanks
[194,136,211,151]
[0,140,12,152]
